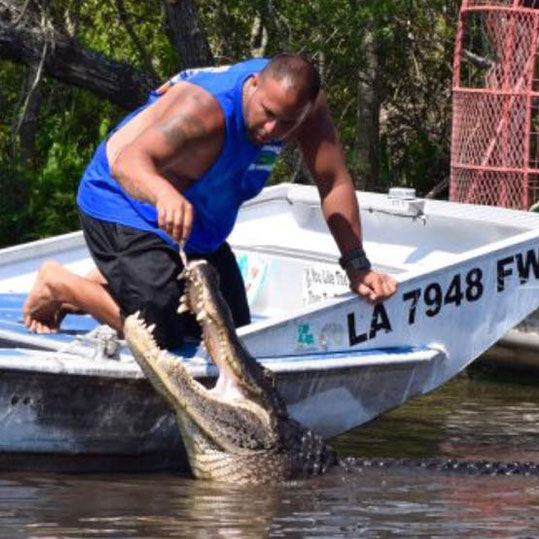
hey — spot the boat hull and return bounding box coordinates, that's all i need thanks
[0,346,443,471]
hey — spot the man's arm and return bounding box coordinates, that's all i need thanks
[296,92,397,303]
[110,88,222,243]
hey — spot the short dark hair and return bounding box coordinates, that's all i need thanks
[260,53,321,103]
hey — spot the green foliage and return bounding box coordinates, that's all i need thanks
[76,0,178,77]
[29,140,86,238]
[0,0,461,246]
[0,164,32,248]
[0,61,32,246]
[0,0,177,246]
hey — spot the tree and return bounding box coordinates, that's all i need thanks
[0,0,460,247]
[0,0,214,245]
[0,0,214,109]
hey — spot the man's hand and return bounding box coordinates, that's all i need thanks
[347,269,398,304]
[156,190,194,243]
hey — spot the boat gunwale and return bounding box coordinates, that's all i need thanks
[0,342,442,379]
[252,183,539,230]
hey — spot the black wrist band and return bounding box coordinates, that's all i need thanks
[338,247,372,272]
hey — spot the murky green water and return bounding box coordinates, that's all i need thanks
[1,370,539,538]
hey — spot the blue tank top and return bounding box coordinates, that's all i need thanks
[77,58,282,253]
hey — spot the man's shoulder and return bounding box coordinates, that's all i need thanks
[178,58,269,97]
[172,58,269,85]
[162,58,270,132]
[157,81,225,136]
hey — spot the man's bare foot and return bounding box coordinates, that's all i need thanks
[23,261,65,334]
[22,260,122,337]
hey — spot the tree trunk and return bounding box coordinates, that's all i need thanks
[160,0,214,69]
[355,29,381,191]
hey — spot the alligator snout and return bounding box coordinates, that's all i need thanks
[124,259,335,483]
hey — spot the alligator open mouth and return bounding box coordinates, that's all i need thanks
[124,259,335,483]
[177,260,268,401]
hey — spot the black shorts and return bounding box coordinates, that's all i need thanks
[79,210,250,349]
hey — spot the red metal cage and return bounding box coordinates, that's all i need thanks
[450,0,539,209]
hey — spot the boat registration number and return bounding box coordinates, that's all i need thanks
[348,248,539,345]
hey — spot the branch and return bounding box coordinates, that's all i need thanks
[0,0,157,109]
[425,177,449,199]
[12,39,46,143]
[462,49,495,70]
[249,14,268,58]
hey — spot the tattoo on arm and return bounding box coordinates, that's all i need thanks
[113,112,207,205]
[157,113,207,149]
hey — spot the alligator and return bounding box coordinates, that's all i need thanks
[124,260,337,483]
[124,259,539,483]
[341,457,539,477]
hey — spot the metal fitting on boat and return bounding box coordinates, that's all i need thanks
[387,188,426,220]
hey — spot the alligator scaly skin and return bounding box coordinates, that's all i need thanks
[124,260,336,483]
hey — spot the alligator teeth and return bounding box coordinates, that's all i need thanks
[196,310,207,322]
[180,294,187,303]
[147,324,156,335]
[177,303,190,314]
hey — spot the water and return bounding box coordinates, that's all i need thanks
[1,371,539,538]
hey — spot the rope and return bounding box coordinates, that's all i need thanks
[48,325,122,362]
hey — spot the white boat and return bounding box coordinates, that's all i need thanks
[0,183,538,471]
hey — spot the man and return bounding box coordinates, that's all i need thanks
[23,54,397,348]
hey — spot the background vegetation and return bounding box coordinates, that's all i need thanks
[0,0,460,247]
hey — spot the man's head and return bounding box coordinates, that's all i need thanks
[243,54,321,145]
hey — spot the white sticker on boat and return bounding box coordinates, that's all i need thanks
[302,264,349,305]
[236,254,268,306]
